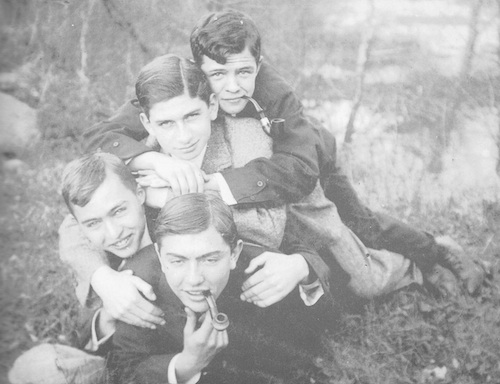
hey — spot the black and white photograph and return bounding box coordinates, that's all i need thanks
[1,0,500,383]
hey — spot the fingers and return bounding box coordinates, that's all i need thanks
[244,253,268,275]
[184,307,197,337]
[172,167,205,195]
[130,276,157,301]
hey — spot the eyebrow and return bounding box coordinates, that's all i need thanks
[163,250,223,260]
[153,107,203,125]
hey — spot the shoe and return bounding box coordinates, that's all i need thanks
[434,236,485,295]
[422,263,460,298]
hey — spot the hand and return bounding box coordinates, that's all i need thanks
[91,266,165,329]
[240,252,310,308]
[144,186,173,209]
[135,170,170,188]
[175,308,228,382]
[203,173,221,193]
[154,155,205,195]
[130,152,205,195]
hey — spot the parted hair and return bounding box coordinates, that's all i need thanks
[61,152,137,214]
[155,193,238,251]
[135,54,211,117]
[190,10,261,65]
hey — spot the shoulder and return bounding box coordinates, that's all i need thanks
[254,62,293,100]
[122,245,161,286]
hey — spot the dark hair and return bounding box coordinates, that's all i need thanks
[135,54,211,117]
[190,10,261,65]
[61,152,137,214]
[155,193,238,251]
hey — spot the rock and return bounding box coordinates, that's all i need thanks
[0,92,39,154]
[3,158,28,174]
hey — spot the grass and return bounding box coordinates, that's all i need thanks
[1,131,499,384]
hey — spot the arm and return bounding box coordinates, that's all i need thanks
[83,100,152,158]
[222,63,327,204]
[58,215,164,328]
[239,231,335,308]
[58,214,109,306]
[110,308,227,384]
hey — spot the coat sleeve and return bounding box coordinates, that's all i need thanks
[83,100,153,159]
[109,321,178,384]
[58,214,109,306]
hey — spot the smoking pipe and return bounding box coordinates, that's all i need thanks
[203,290,229,331]
[241,95,284,138]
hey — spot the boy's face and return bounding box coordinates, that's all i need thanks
[200,46,261,116]
[157,226,242,313]
[140,93,217,161]
[72,172,148,259]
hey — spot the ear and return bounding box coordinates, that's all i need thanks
[256,55,263,74]
[140,112,155,137]
[208,93,219,121]
[229,239,243,270]
[136,184,146,205]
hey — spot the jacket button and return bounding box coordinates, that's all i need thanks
[112,141,120,147]
[257,180,264,187]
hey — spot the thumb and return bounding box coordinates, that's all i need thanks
[120,269,134,276]
[184,307,197,336]
[130,276,157,301]
[244,253,268,274]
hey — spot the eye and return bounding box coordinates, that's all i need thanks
[85,220,100,229]
[169,259,185,266]
[203,257,219,264]
[159,121,175,128]
[238,69,253,77]
[185,112,200,121]
[210,71,224,79]
[113,206,126,216]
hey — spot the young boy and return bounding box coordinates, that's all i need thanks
[109,192,328,384]
[9,152,160,384]
[81,10,484,300]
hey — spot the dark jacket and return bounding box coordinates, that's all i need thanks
[109,244,330,384]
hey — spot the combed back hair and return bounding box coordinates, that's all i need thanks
[190,10,261,65]
[61,152,137,214]
[135,54,211,117]
[155,193,238,251]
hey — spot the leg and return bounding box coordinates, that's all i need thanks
[320,161,484,294]
[286,183,423,300]
[8,343,107,384]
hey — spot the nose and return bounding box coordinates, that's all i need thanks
[176,121,193,143]
[104,219,121,240]
[225,73,240,93]
[186,262,204,286]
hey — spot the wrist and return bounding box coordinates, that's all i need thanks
[291,254,310,285]
[90,265,115,294]
[175,351,204,383]
[129,151,163,171]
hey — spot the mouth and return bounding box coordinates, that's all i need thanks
[184,290,209,301]
[177,141,199,153]
[110,234,132,250]
[223,97,245,104]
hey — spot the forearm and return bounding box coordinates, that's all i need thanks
[221,153,318,204]
[83,100,150,158]
[58,214,109,305]
[110,323,176,384]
